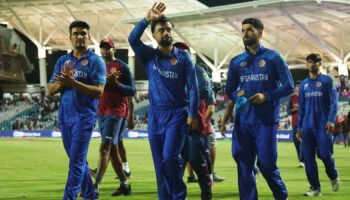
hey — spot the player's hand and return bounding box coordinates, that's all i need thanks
[55,61,75,87]
[145,2,166,22]
[106,71,120,85]
[220,122,226,137]
[127,117,135,130]
[249,93,267,104]
[187,116,198,132]
[296,130,302,142]
[326,122,334,134]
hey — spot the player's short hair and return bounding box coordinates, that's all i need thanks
[306,53,322,62]
[242,18,264,31]
[69,20,90,36]
[151,16,174,33]
[295,80,301,86]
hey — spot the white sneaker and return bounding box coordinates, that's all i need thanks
[297,162,305,168]
[331,177,340,192]
[304,187,322,196]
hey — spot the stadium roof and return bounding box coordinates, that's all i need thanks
[0,0,350,72]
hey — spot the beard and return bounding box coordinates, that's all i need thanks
[159,37,173,47]
[243,37,258,46]
[309,67,319,74]
[75,41,86,50]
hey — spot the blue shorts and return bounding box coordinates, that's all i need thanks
[97,115,126,145]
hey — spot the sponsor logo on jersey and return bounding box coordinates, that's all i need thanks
[81,59,88,66]
[170,57,178,65]
[316,82,322,87]
[240,61,247,67]
[304,83,309,89]
[259,60,266,68]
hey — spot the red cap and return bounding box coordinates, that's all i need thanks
[99,38,114,48]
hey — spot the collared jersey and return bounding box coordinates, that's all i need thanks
[128,18,199,117]
[97,59,135,117]
[298,74,338,129]
[226,44,294,124]
[49,49,106,124]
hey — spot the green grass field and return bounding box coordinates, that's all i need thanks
[0,138,348,200]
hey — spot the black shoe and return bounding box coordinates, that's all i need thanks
[111,183,132,196]
[187,176,198,183]
[116,170,132,179]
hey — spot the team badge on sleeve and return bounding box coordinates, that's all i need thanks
[170,57,178,65]
[259,60,266,68]
[81,59,89,66]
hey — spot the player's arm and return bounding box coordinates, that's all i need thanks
[326,77,338,133]
[48,59,63,96]
[296,82,305,141]
[205,87,216,123]
[55,58,106,99]
[220,60,238,136]
[128,3,165,63]
[220,100,234,137]
[115,64,136,96]
[262,54,294,103]
[185,54,199,131]
[127,96,135,130]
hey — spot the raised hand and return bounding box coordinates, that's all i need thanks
[145,2,166,22]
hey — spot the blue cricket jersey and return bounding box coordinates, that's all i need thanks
[49,49,106,124]
[196,66,211,101]
[298,73,338,129]
[226,44,294,124]
[128,18,199,117]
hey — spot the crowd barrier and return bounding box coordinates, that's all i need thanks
[0,129,295,142]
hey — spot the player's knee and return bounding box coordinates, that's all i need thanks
[317,152,332,161]
[99,144,110,155]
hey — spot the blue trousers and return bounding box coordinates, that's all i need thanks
[232,122,288,200]
[60,123,97,200]
[301,127,338,190]
[148,108,187,200]
[183,132,212,198]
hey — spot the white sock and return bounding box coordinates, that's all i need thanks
[123,162,130,173]
[210,173,213,182]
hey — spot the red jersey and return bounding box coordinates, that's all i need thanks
[97,60,135,117]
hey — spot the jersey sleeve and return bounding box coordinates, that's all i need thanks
[49,57,64,83]
[117,63,136,96]
[264,53,294,101]
[226,59,239,102]
[128,18,155,65]
[298,82,305,130]
[91,56,106,85]
[185,53,199,117]
[327,77,338,124]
